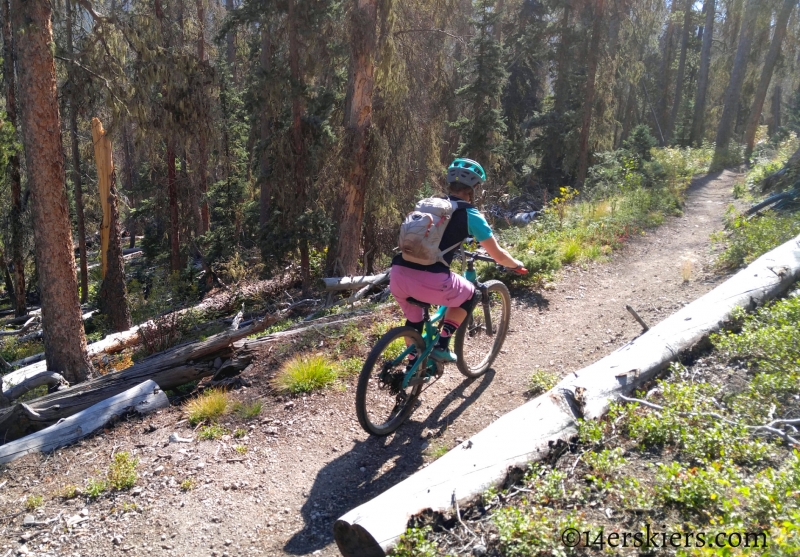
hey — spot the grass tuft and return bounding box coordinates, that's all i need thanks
[185,388,230,425]
[271,354,338,394]
[233,399,263,419]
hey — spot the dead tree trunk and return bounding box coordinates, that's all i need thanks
[690,0,715,146]
[576,0,606,185]
[743,0,795,161]
[714,0,759,163]
[1,0,26,317]
[10,0,93,384]
[335,0,378,276]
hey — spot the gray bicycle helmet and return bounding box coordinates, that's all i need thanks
[446,158,486,189]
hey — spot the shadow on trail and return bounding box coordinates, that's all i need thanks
[283,369,497,554]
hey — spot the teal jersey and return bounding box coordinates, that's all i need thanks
[467,207,493,242]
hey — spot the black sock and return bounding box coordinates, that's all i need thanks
[437,320,459,350]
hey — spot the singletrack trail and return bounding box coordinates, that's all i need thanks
[0,171,740,557]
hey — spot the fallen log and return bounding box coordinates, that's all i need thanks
[333,233,800,556]
[321,272,389,292]
[0,380,168,464]
[2,368,68,405]
[0,316,39,337]
[0,316,276,442]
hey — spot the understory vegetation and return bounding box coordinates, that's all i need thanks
[480,136,712,284]
[714,133,800,269]
[392,288,800,556]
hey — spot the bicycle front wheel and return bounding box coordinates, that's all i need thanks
[454,280,511,378]
[355,326,426,436]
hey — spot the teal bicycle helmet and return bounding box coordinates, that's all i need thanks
[446,158,486,189]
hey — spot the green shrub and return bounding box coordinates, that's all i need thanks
[85,477,107,498]
[715,212,800,269]
[271,354,338,394]
[391,527,439,557]
[528,369,558,395]
[107,452,138,490]
[198,424,227,440]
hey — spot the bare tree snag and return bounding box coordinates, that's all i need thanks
[10,0,93,384]
[92,118,132,332]
[334,233,800,556]
[744,0,795,161]
[0,380,168,464]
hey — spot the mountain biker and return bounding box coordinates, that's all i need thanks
[389,158,528,363]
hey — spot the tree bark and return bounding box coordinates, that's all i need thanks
[714,0,760,161]
[690,0,715,146]
[167,139,181,272]
[65,0,89,305]
[335,0,378,276]
[196,0,210,235]
[259,22,273,230]
[122,121,138,249]
[10,0,92,384]
[287,0,311,294]
[225,0,235,80]
[666,0,693,143]
[553,1,572,115]
[576,0,606,185]
[770,84,782,136]
[743,0,795,161]
[657,0,680,143]
[1,0,26,317]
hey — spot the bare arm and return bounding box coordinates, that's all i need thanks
[479,236,523,269]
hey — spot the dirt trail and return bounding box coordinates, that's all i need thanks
[0,171,740,557]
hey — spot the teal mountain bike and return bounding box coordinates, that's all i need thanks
[355,250,512,436]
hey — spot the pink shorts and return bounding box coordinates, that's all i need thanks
[390,265,475,323]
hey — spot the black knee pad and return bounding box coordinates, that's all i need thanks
[459,289,481,313]
[405,319,424,334]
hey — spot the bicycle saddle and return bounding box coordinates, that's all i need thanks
[405,297,432,310]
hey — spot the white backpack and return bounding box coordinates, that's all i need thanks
[398,197,462,266]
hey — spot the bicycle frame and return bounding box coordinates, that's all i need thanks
[392,249,493,389]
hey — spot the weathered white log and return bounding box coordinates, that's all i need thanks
[0,380,168,464]
[333,233,800,556]
[321,272,390,291]
[2,369,68,403]
[0,315,39,337]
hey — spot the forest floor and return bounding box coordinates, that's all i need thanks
[0,169,742,557]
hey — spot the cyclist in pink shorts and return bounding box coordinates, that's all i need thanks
[390,158,527,363]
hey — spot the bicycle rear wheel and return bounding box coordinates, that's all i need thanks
[454,280,511,378]
[355,326,427,436]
